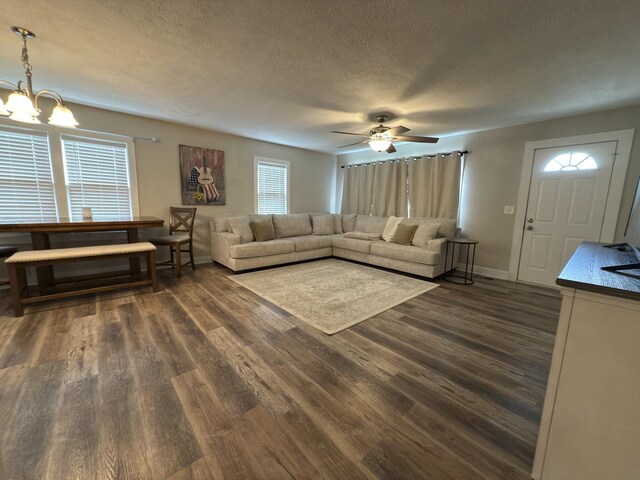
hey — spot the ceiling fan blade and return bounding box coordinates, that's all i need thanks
[338,139,371,148]
[393,135,439,144]
[386,144,397,153]
[331,130,369,137]
[386,126,410,135]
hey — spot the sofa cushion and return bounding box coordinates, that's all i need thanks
[370,242,439,265]
[288,235,333,252]
[311,215,335,235]
[402,217,457,238]
[273,214,312,238]
[355,215,387,235]
[229,239,295,259]
[332,214,343,234]
[344,231,381,240]
[228,216,254,243]
[250,217,276,242]
[392,224,418,245]
[342,213,357,232]
[382,216,404,242]
[332,236,374,254]
[412,223,441,249]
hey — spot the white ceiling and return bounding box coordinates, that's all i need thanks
[1,0,639,153]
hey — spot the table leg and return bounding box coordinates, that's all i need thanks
[127,229,142,277]
[31,232,55,288]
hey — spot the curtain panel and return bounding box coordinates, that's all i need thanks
[340,164,376,214]
[371,160,408,217]
[408,152,462,219]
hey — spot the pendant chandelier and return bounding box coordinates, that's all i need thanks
[0,26,78,128]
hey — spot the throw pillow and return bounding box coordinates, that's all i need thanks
[343,231,381,240]
[382,216,404,242]
[412,223,441,249]
[227,216,254,243]
[311,214,335,235]
[392,224,418,245]
[250,218,276,242]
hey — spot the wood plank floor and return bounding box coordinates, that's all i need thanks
[0,261,561,479]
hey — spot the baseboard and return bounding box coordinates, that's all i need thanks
[195,255,212,265]
[455,263,509,280]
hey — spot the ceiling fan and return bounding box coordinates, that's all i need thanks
[331,114,439,153]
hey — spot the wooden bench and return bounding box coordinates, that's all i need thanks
[5,242,158,317]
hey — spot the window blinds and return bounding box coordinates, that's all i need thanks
[0,129,57,221]
[62,136,133,220]
[257,162,288,214]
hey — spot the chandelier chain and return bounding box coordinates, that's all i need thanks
[21,35,32,74]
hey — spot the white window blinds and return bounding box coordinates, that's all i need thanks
[257,161,288,214]
[62,136,133,220]
[0,129,57,221]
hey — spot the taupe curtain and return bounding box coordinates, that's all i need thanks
[371,160,408,217]
[341,164,376,214]
[408,152,462,219]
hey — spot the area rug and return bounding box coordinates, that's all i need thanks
[229,258,438,334]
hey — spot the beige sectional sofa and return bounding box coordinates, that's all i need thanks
[209,213,458,279]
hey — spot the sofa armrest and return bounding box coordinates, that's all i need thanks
[210,231,241,267]
[426,237,448,253]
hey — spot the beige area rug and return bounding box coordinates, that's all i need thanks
[230,258,439,334]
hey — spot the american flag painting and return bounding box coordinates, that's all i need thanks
[179,145,225,205]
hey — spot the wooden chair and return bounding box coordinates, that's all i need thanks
[149,207,196,277]
[1,246,18,286]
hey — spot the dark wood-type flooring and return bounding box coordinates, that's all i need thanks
[0,261,560,479]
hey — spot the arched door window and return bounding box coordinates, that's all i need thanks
[544,152,598,172]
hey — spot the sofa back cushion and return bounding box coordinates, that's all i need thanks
[355,215,387,235]
[311,214,335,235]
[332,214,343,234]
[342,213,356,232]
[273,214,312,238]
[402,217,457,238]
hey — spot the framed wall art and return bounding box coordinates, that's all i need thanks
[179,144,225,205]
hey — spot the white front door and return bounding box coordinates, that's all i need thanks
[517,141,617,286]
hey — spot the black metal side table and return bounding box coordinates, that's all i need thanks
[444,238,479,285]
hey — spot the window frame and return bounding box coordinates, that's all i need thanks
[0,118,139,220]
[254,156,290,214]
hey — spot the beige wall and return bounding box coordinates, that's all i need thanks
[337,104,640,273]
[0,99,336,261]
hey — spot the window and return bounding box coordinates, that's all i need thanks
[544,152,598,172]
[0,128,57,221]
[0,123,138,221]
[255,157,289,214]
[62,136,133,220]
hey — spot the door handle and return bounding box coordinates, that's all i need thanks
[527,218,534,223]
[526,226,533,230]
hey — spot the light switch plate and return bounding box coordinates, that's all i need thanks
[504,206,515,214]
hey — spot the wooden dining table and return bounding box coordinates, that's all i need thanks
[0,216,164,288]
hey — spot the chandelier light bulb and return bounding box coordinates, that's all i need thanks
[48,104,78,128]
[6,91,38,116]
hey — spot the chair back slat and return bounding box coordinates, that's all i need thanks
[169,207,197,236]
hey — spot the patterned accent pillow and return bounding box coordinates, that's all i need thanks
[412,223,441,249]
[392,224,418,245]
[227,216,254,243]
[250,218,276,242]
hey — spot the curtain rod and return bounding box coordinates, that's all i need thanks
[340,150,468,168]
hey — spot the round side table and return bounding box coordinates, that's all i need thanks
[444,238,479,285]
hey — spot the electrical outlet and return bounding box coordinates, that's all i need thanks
[504,206,515,214]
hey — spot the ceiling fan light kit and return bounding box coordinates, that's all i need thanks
[332,114,438,153]
[0,26,79,128]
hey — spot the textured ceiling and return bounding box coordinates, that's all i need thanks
[1,0,639,153]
